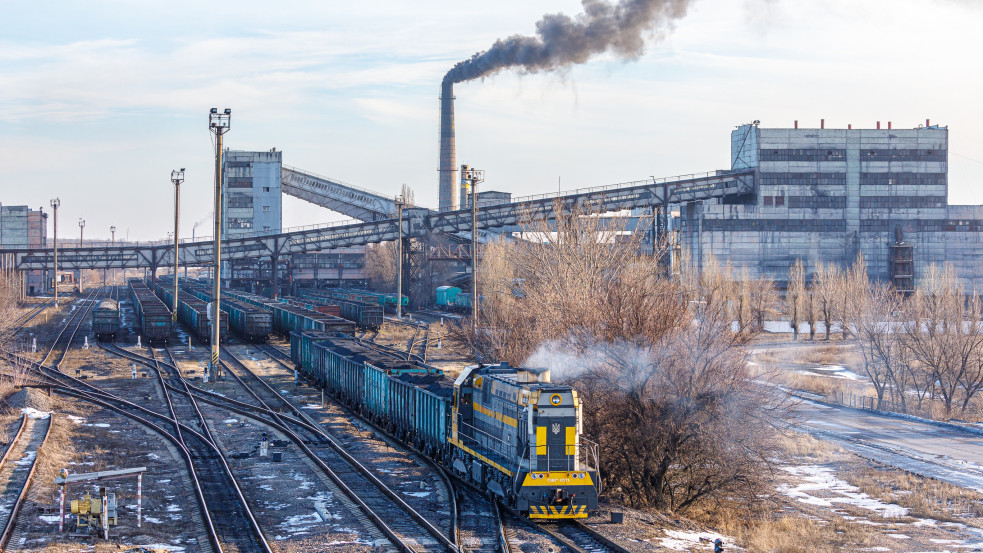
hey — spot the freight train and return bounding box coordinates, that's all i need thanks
[167,279,273,342]
[128,279,172,344]
[295,289,384,329]
[152,279,229,344]
[291,331,600,519]
[92,299,121,340]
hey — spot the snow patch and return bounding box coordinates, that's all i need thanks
[21,408,50,419]
[658,530,729,551]
[778,465,908,518]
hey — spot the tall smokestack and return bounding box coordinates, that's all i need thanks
[439,81,457,212]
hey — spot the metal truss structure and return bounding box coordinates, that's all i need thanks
[1,169,753,272]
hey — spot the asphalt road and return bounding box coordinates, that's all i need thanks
[796,399,983,492]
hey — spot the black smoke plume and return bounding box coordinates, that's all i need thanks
[443,0,692,85]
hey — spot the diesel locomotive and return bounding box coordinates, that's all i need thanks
[291,331,600,520]
[451,364,599,518]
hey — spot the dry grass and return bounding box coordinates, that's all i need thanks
[691,500,879,553]
[845,465,983,525]
[778,372,851,397]
[799,344,845,365]
[740,515,879,553]
[776,431,839,461]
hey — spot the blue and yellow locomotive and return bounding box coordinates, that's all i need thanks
[450,364,599,518]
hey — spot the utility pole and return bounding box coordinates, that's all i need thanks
[208,108,231,378]
[171,169,185,323]
[461,166,484,331]
[109,226,116,286]
[50,198,60,306]
[394,194,404,319]
[78,218,85,293]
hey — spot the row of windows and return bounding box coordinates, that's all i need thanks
[227,195,253,208]
[759,172,847,186]
[862,149,946,162]
[787,196,847,209]
[859,173,946,186]
[859,196,947,209]
[702,219,846,232]
[226,161,252,168]
[860,219,983,233]
[228,177,253,188]
[227,218,253,229]
[759,149,846,162]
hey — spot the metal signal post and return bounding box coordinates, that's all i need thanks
[461,166,484,331]
[395,194,405,319]
[208,108,231,378]
[50,198,60,306]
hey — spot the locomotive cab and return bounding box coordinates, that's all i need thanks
[450,363,599,520]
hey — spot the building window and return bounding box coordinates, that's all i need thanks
[775,195,785,207]
[763,196,773,206]
[263,187,271,192]
[263,226,270,231]
[262,206,270,212]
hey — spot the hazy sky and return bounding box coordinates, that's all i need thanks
[1,0,981,241]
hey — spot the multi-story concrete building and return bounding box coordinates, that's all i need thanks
[223,149,283,237]
[0,204,48,294]
[682,121,983,290]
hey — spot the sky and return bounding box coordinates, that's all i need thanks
[1,0,982,241]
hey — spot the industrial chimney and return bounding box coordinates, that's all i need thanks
[439,81,458,212]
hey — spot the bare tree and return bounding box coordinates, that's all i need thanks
[787,259,805,340]
[813,261,841,341]
[852,281,904,410]
[748,277,779,332]
[363,241,397,290]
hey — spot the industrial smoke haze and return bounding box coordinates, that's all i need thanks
[443,0,692,84]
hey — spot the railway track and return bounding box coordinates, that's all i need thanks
[39,288,100,370]
[0,413,53,550]
[453,483,507,553]
[102,342,443,552]
[220,348,456,552]
[141,346,272,553]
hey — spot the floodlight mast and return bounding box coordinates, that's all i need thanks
[208,109,230,378]
[170,168,185,323]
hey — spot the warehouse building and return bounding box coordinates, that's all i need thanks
[681,121,983,291]
[0,204,48,295]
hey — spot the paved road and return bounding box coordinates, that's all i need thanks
[796,399,983,492]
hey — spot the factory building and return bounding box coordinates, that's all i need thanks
[0,205,48,295]
[682,121,983,290]
[220,149,365,292]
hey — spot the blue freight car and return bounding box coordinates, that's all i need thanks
[179,284,272,342]
[153,280,228,343]
[128,279,172,344]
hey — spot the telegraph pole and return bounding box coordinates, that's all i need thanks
[208,108,231,378]
[78,218,85,293]
[50,198,60,306]
[395,195,404,319]
[171,169,185,323]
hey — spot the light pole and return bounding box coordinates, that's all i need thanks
[462,166,484,331]
[170,168,184,323]
[394,195,404,318]
[50,198,60,306]
[208,108,231,378]
[110,226,116,287]
[78,218,85,293]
